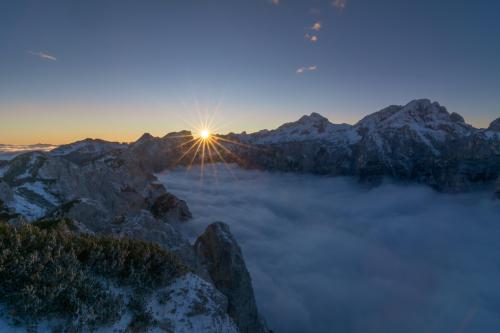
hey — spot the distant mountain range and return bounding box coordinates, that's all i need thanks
[3,98,500,196]
[0,98,499,331]
[231,99,500,194]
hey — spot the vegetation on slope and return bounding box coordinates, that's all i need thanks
[0,221,188,330]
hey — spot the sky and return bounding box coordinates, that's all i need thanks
[160,165,500,333]
[1,0,499,144]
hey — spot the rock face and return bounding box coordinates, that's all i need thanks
[0,150,190,224]
[229,99,500,193]
[195,223,269,333]
[489,118,500,132]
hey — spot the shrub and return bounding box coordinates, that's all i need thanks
[0,222,188,329]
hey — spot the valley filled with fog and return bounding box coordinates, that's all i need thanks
[158,164,500,333]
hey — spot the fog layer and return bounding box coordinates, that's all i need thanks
[159,165,500,333]
[0,144,58,160]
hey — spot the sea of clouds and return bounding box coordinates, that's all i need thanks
[0,144,58,160]
[158,164,500,333]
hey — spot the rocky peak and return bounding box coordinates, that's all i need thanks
[162,130,193,139]
[133,133,156,146]
[450,112,465,123]
[297,112,329,124]
[355,99,473,142]
[489,118,500,132]
[50,138,126,159]
[195,222,269,333]
[247,112,351,144]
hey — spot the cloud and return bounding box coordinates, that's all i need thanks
[270,0,280,5]
[0,144,58,160]
[311,21,322,31]
[28,51,57,61]
[159,164,500,333]
[305,33,318,43]
[296,65,317,74]
[332,0,347,10]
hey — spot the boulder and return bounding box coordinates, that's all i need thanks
[150,193,192,222]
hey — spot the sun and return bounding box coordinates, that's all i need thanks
[200,129,210,140]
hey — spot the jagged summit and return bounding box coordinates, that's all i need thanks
[296,112,329,123]
[135,132,155,143]
[243,112,351,144]
[354,99,473,143]
[51,138,126,157]
[163,130,192,139]
[489,118,500,132]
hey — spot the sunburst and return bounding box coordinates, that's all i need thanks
[171,114,256,183]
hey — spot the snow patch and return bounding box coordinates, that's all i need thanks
[148,273,239,333]
[19,182,59,206]
[8,194,45,220]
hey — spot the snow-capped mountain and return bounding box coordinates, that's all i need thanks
[352,99,474,153]
[51,138,127,163]
[228,99,500,192]
[0,97,498,331]
[239,112,353,144]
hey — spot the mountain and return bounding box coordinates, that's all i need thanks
[229,99,500,192]
[0,139,269,332]
[0,98,498,331]
[489,117,500,132]
[239,112,352,144]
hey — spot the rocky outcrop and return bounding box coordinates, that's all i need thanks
[151,192,192,221]
[0,150,189,224]
[195,223,268,333]
[489,118,500,132]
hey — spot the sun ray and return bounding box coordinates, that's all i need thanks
[173,138,201,167]
[205,140,237,179]
[211,139,247,165]
[175,137,198,149]
[205,139,220,186]
[200,139,207,182]
[212,135,260,150]
[186,139,204,172]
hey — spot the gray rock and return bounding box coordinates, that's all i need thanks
[151,193,192,222]
[0,150,190,225]
[489,118,500,132]
[195,222,269,333]
[450,112,465,123]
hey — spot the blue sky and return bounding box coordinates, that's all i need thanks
[1,0,499,143]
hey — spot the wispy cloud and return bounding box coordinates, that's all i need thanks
[305,33,318,43]
[332,0,347,10]
[270,0,280,5]
[311,22,321,31]
[28,51,57,61]
[296,65,317,74]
